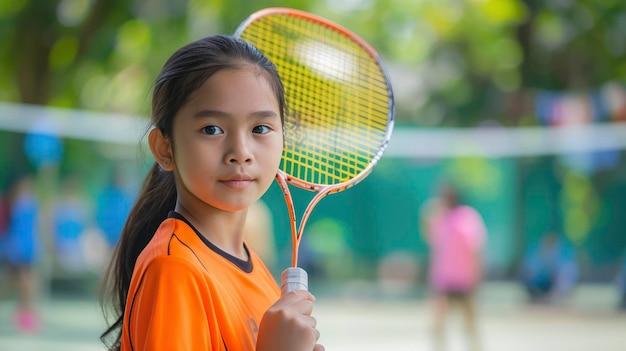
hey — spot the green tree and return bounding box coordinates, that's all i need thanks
[0,0,310,113]
[1,0,625,125]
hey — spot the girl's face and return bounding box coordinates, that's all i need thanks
[166,66,283,214]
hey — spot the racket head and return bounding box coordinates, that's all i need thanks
[235,7,395,193]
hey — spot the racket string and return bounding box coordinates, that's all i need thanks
[240,13,391,185]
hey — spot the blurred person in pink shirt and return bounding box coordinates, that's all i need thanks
[422,182,487,351]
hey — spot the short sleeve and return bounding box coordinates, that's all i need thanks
[125,256,217,351]
[459,206,487,251]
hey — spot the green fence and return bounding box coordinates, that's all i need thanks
[2,127,625,285]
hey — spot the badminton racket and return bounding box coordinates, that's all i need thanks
[235,7,395,294]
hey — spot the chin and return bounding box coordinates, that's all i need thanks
[218,201,255,213]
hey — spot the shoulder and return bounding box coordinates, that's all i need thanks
[136,218,208,274]
[131,254,214,304]
[454,206,487,239]
[151,217,203,252]
[141,255,204,285]
[455,205,482,219]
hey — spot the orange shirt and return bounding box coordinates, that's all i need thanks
[120,212,280,351]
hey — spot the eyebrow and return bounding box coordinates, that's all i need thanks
[192,110,279,119]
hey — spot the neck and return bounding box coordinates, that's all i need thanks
[174,204,249,260]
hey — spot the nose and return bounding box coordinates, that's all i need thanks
[225,132,253,164]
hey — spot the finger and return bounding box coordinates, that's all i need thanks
[296,315,317,329]
[306,325,321,349]
[281,289,315,303]
[274,291,316,315]
[291,298,314,316]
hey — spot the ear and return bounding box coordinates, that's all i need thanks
[148,128,175,171]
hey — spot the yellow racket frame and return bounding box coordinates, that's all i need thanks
[236,8,395,267]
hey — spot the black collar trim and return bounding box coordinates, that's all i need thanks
[167,211,253,273]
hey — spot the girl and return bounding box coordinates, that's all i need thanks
[100,35,323,351]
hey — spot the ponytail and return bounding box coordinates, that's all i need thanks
[100,163,176,350]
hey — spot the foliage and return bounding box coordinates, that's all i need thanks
[1,0,625,125]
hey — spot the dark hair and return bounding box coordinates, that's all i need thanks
[100,34,285,350]
[440,181,461,208]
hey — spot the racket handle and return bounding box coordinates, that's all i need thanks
[281,267,308,294]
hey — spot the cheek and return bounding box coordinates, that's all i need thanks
[259,138,283,175]
[271,139,284,168]
[173,139,216,179]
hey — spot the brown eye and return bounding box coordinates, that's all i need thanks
[252,125,271,134]
[202,125,223,135]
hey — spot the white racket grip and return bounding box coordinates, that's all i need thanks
[281,267,308,294]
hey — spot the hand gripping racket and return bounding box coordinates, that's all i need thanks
[235,8,395,294]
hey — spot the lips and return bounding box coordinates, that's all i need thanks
[220,175,254,189]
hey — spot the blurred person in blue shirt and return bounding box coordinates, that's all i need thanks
[0,175,41,333]
[53,175,90,273]
[519,232,579,304]
[95,169,133,251]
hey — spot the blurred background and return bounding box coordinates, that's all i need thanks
[1,0,625,350]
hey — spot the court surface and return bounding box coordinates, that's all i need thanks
[0,282,624,351]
